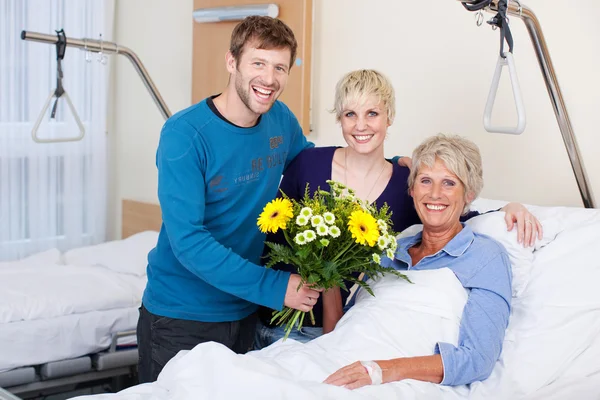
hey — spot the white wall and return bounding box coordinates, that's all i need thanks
[109,0,599,237]
[108,0,193,238]
[311,0,600,208]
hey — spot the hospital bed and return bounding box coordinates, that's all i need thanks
[0,200,162,399]
[66,199,600,400]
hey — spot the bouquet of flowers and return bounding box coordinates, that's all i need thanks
[257,180,410,339]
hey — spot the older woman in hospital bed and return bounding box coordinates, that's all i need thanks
[324,134,510,388]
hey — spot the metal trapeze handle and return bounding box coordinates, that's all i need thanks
[31,29,86,144]
[483,52,526,135]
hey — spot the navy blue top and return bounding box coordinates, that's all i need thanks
[260,146,418,326]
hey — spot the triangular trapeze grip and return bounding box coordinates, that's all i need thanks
[31,90,86,143]
[483,52,526,135]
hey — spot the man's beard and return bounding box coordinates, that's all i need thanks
[235,74,278,115]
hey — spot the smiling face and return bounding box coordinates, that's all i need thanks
[227,43,291,117]
[340,96,389,155]
[410,158,474,233]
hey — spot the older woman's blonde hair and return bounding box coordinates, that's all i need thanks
[332,69,395,125]
[408,134,484,214]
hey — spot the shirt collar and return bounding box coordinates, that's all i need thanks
[395,224,475,266]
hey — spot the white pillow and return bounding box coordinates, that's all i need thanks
[398,211,557,297]
[465,212,534,297]
[63,231,159,276]
[0,248,62,268]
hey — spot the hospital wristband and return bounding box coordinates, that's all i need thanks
[360,360,383,385]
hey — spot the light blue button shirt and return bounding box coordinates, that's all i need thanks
[381,224,512,386]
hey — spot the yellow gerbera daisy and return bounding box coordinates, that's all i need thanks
[257,198,294,233]
[347,210,380,247]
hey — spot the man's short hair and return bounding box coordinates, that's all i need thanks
[230,16,297,68]
[332,69,396,125]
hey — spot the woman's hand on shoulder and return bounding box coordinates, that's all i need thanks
[397,157,412,169]
[501,202,543,247]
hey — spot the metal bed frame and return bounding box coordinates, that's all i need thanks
[20,30,172,122]
[0,331,138,399]
[460,0,595,208]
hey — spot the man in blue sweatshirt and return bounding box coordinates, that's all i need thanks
[136,16,322,382]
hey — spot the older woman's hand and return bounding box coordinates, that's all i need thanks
[501,202,543,247]
[323,361,375,390]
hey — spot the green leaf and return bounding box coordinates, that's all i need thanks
[321,261,337,280]
[307,273,319,284]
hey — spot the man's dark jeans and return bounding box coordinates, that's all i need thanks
[137,305,258,383]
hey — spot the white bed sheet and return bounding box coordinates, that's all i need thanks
[0,307,139,373]
[0,265,146,372]
[73,203,600,400]
[0,265,145,324]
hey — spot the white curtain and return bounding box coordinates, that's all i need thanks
[0,0,115,261]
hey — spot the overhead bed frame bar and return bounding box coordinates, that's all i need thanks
[21,30,172,121]
[460,0,595,208]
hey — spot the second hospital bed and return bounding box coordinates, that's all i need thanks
[0,200,161,398]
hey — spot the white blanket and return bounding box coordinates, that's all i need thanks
[81,269,470,400]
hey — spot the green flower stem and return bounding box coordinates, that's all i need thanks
[283,309,303,340]
[282,229,295,248]
[271,306,294,325]
[309,309,315,325]
[335,246,364,265]
[330,240,357,264]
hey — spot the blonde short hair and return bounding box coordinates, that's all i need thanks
[408,134,484,214]
[332,69,395,124]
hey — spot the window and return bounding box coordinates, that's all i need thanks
[0,0,113,261]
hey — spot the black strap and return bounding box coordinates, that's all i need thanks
[51,29,67,119]
[462,0,493,12]
[486,0,513,57]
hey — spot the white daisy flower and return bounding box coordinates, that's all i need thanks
[304,229,317,242]
[328,226,341,238]
[300,207,313,218]
[377,235,389,251]
[377,219,388,233]
[316,224,329,236]
[389,238,398,252]
[323,212,335,225]
[372,253,381,264]
[296,215,308,226]
[310,215,324,227]
[294,232,307,245]
[320,238,330,247]
[386,248,395,259]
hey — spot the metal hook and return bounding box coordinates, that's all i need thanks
[513,0,523,17]
[83,39,92,63]
[476,10,484,26]
[97,33,108,65]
